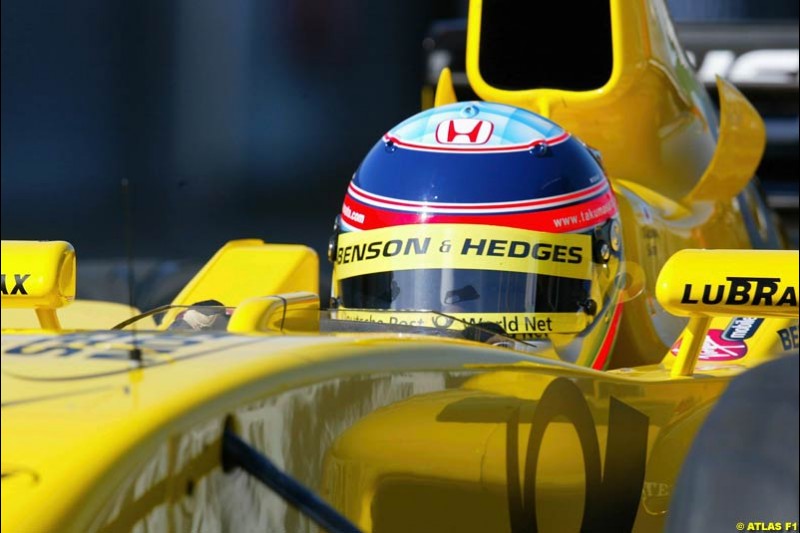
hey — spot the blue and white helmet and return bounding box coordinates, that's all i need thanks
[331,102,624,368]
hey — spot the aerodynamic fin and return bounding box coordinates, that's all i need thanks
[682,77,766,204]
[434,67,458,107]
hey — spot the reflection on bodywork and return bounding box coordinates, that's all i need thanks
[86,371,471,532]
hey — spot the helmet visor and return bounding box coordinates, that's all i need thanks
[337,269,590,314]
[335,268,593,335]
[332,224,598,335]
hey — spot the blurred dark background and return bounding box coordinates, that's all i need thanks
[2,0,797,310]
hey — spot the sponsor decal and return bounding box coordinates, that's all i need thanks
[435,118,494,145]
[641,481,672,515]
[551,199,618,230]
[680,277,798,307]
[471,378,648,533]
[384,130,569,154]
[671,329,748,361]
[721,317,763,341]
[642,480,670,498]
[777,325,799,351]
[0,273,31,295]
[694,49,799,86]
[507,379,648,532]
[333,223,592,281]
[342,203,365,224]
[333,309,588,335]
[4,331,227,359]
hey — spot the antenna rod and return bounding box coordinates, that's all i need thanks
[121,178,143,364]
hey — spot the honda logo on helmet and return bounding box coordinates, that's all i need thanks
[435,119,494,145]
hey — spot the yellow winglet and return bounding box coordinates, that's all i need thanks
[682,77,766,203]
[433,67,458,107]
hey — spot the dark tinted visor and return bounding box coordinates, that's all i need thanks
[336,268,590,314]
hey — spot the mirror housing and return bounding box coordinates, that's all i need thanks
[656,249,798,376]
[1,241,76,330]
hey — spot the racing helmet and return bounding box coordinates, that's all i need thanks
[329,102,624,368]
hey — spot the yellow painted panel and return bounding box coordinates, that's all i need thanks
[656,249,799,318]
[170,239,319,307]
[1,240,75,309]
[465,0,719,200]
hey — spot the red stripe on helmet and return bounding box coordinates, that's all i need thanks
[347,180,609,212]
[341,190,618,233]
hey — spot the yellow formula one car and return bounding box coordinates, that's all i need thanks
[2,1,798,532]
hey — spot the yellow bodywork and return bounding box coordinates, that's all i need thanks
[426,0,782,370]
[463,0,765,203]
[169,239,319,308]
[2,241,796,532]
[1,300,155,331]
[656,249,799,319]
[2,0,796,531]
[1,240,76,330]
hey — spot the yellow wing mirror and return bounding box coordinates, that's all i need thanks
[227,292,319,334]
[656,249,799,376]
[1,241,76,330]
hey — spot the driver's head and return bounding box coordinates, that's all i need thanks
[329,102,624,368]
